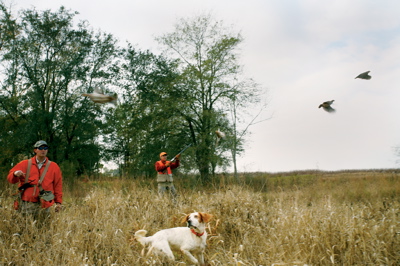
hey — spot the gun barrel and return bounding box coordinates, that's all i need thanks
[179,143,192,154]
[170,144,192,162]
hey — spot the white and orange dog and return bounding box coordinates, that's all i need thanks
[135,212,212,265]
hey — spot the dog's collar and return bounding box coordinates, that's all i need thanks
[190,228,204,237]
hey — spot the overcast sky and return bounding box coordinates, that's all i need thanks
[7,0,400,172]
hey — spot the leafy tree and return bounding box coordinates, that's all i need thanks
[0,5,119,176]
[0,3,26,174]
[0,5,265,180]
[156,13,262,182]
[103,44,185,177]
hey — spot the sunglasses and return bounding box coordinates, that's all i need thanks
[37,146,49,150]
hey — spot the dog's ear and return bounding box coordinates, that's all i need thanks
[199,212,212,223]
[181,214,189,224]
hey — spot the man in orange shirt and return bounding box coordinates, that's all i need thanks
[8,140,63,216]
[155,152,180,197]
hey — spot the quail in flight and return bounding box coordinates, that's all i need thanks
[355,71,371,80]
[319,100,335,113]
[82,89,118,105]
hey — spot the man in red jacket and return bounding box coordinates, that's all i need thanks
[155,151,180,197]
[8,140,63,215]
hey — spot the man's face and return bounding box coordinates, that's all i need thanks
[161,154,167,162]
[34,145,49,157]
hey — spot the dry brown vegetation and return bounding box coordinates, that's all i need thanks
[0,170,399,265]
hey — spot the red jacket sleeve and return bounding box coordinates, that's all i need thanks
[155,160,180,172]
[7,159,29,185]
[49,162,63,204]
[170,160,180,169]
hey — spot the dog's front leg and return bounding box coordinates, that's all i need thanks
[181,249,199,265]
[197,253,205,266]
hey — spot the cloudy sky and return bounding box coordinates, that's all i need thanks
[8,0,400,172]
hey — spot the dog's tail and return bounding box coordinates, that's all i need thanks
[134,230,150,246]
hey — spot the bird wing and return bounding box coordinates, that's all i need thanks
[323,106,336,113]
[355,71,371,79]
[215,130,226,138]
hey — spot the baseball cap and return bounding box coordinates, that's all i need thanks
[159,152,167,157]
[34,140,48,148]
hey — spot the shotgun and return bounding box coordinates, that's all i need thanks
[170,144,192,162]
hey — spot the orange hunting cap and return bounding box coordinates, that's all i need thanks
[160,152,167,157]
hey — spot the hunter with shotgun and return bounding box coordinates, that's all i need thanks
[155,144,191,197]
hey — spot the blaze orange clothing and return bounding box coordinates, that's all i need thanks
[155,159,180,174]
[8,156,63,208]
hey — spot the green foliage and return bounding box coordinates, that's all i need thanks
[0,6,263,180]
[0,5,118,176]
[102,45,186,177]
[156,13,260,181]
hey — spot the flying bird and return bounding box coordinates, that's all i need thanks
[319,100,335,113]
[215,130,226,146]
[355,71,371,80]
[215,130,226,139]
[82,89,118,105]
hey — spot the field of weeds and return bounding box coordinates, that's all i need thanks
[0,170,399,265]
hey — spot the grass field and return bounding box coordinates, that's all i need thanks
[0,170,399,265]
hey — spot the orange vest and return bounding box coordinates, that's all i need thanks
[8,157,63,208]
[155,160,179,182]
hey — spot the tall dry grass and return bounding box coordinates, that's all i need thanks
[0,170,399,265]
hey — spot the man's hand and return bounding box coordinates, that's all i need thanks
[165,162,171,167]
[175,154,181,160]
[14,170,25,177]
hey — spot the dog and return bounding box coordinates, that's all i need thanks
[135,212,212,265]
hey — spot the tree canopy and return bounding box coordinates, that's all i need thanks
[156,13,262,181]
[0,5,265,179]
